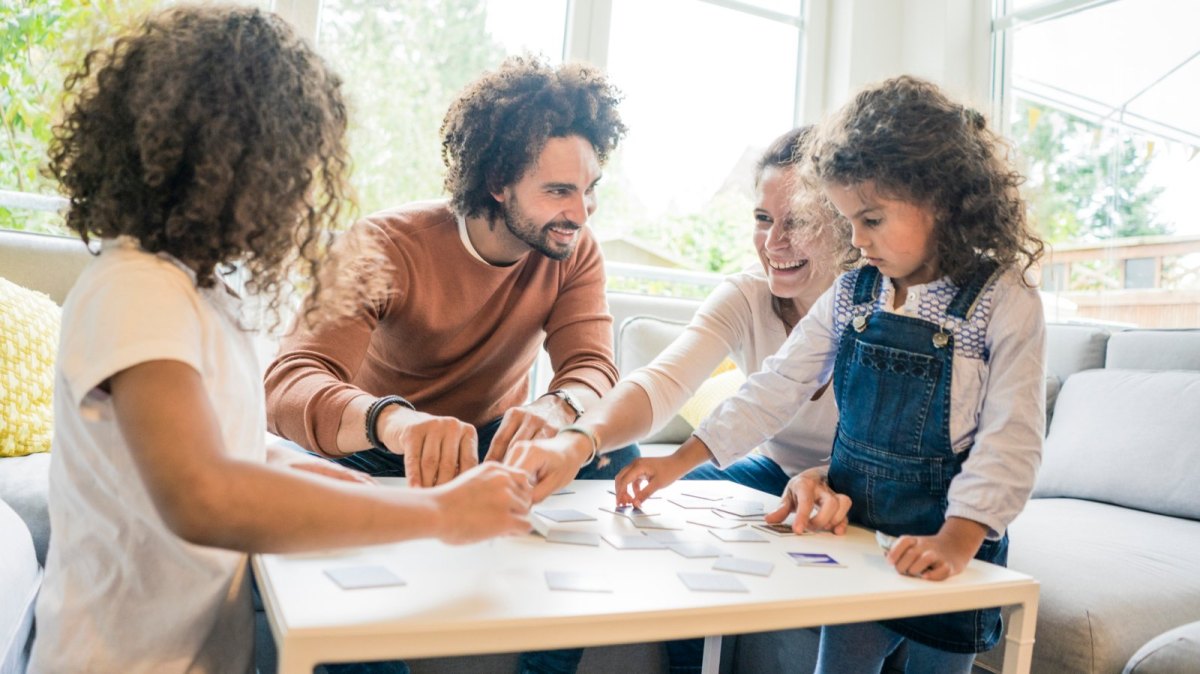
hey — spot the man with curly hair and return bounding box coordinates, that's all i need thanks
[265,56,635,498]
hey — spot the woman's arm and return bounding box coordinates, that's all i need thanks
[113,360,532,553]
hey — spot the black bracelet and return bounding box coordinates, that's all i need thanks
[364,395,415,452]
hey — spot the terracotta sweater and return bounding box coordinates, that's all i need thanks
[264,200,617,456]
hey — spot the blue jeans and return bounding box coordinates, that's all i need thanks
[680,452,791,496]
[816,621,976,674]
[329,417,639,674]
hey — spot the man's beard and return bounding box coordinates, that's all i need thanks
[501,200,580,261]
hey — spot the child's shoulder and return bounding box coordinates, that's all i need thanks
[69,238,197,307]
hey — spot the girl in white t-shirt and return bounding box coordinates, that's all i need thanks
[31,7,531,673]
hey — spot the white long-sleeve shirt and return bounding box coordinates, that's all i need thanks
[694,267,1046,538]
[626,269,838,477]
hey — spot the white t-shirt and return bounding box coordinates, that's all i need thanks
[625,269,839,476]
[31,238,264,674]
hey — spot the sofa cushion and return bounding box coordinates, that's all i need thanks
[0,498,40,674]
[0,453,51,566]
[0,278,60,457]
[1045,323,1109,381]
[977,499,1200,674]
[1124,620,1200,674]
[1106,329,1200,371]
[1034,369,1200,520]
[616,316,693,444]
[0,229,90,305]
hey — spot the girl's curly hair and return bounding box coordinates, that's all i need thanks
[48,4,357,327]
[811,75,1044,286]
[440,55,626,220]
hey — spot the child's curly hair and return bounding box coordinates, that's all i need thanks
[48,5,356,326]
[440,55,626,220]
[811,75,1044,286]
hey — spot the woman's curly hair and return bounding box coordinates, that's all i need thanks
[48,4,357,327]
[440,55,626,220]
[811,75,1044,286]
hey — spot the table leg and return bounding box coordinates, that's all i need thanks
[277,647,318,674]
[1002,594,1039,674]
[701,635,722,674]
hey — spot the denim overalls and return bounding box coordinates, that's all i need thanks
[828,262,1008,654]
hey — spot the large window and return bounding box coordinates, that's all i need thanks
[993,0,1200,327]
[3,0,805,295]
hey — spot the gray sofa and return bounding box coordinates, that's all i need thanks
[4,227,1199,673]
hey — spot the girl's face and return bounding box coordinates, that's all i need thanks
[754,166,826,299]
[824,180,938,291]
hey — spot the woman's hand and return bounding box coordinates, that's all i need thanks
[764,466,851,534]
[614,437,713,507]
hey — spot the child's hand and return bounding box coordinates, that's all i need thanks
[886,517,988,581]
[765,467,852,534]
[431,462,533,545]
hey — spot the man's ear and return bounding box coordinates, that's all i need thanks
[489,180,508,204]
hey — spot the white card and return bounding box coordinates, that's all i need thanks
[679,488,727,501]
[668,496,720,509]
[643,530,695,543]
[686,515,745,530]
[550,488,575,496]
[602,533,667,550]
[666,542,726,558]
[708,528,768,543]
[788,552,846,568]
[545,571,613,593]
[607,488,660,500]
[712,556,774,577]
[324,565,406,590]
[631,515,686,530]
[677,571,748,593]
[876,530,898,552]
[531,517,551,537]
[714,499,766,517]
[545,530,601,547]
[535,508,597,523]
[599,504,661,518]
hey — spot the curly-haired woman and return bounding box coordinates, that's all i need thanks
[31,7,533,673]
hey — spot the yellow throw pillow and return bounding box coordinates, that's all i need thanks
[678,364,747,429]
[0,277,60,457]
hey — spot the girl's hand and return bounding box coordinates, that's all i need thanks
[431,462,533,545]
[764,467,851,534]
[886,517,988,581]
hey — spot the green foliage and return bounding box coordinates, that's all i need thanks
[1011,100,1169,244]
[0,0,159,233]
[318,0,505,218]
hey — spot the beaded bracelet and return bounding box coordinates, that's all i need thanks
[365,395,415,452]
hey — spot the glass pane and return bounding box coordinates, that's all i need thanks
[315,0,568,217]
[1004,0,1200,327]
[729,0,804,19]
[601,0,799,279]
[0,0,171,233]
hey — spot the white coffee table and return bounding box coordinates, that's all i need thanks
[254,480,1038,673]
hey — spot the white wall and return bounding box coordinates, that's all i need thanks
[805,0,992,121]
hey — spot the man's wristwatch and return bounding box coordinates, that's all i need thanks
[542,389,585,420]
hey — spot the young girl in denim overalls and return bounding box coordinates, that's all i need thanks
[614,76,1047,673]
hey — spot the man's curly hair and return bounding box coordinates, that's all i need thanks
[48,4,356,326]
[811,75,1044,286]
[440,55,626,220]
